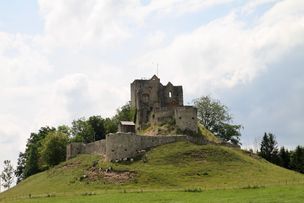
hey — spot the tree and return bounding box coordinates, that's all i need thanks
[216,123,242,145]
[22,126,56,179]
[14,152,26,184]
[41,131,69,167]
[104,117,118,134]
[278,147,291,169]
[57,125,71,137]
[23,144,39,178]
[1,160,14,189]
[290,146,304,173]
[71,118,94,143]
[88,116,106,140]
[193,96,242,145]
[114,102,136,123]
[259,133,279,164]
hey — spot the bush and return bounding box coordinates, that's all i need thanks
[184,187,203,192]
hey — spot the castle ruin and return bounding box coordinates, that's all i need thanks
[131,75,198,133]
[66,76,200,161]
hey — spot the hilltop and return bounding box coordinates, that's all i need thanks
[1,141,303,202]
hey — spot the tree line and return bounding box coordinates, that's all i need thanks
[3,95,302,189]
[13,103,135,184]
[3,96,242,188]
[258,132,304,174]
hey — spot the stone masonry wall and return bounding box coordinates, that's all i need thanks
[175,106,198,133]
[66,140,106,160]
[84,140,106,155]
[105,133,187,161]
[67,133,188,161]
[66,143,86,160]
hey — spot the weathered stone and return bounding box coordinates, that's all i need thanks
[131,75,197,133]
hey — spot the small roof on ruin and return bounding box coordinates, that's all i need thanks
[120,121,135,126]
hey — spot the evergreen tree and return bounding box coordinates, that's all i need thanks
[14,152,26,184]
[278,147,291,169]
[290,146,304,173]
[23,145,39,178]
[259,132,279,164]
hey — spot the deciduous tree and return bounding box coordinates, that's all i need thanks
[41,131,69,167]
[1,160,14,189]
[193,96,242,145]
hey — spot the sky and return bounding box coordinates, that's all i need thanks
[0,0,304,174]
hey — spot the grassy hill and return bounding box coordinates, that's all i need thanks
[1,141,304,202]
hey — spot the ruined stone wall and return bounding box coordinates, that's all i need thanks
[105,133,187,161]
[151,107,174,124]
[84,140,106,155]
[66,140,106,160]
[175,106,198,133]
[67,133,189,161]
[160,84,183,107]
[105,133,142,161]
[66,143,86,160]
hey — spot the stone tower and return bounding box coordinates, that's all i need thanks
[131,75,197,133]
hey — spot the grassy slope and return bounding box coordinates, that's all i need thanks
[1,141,304,202]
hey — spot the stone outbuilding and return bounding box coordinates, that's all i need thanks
[118,121,136,133]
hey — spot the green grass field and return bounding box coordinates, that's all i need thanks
[1,141,304,202]
[2,185,304,203]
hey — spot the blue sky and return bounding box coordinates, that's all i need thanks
[0,0,42,34]
[0,0,304,177]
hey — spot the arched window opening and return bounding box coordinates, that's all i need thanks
[169,91,172,98]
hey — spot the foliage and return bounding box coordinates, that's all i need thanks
[57,125,71,137]
[215,123,242,145]
[290,146,304,173]
[41,131,69,167]
[70,116,118,143]
[87,116,106,140]
[193,96,241,145]
[14,152,26,184]
[104,118,118,134]
[257,133,304,174]
[258,133,279,164]
[71,118,95,143]
[22,127,57,179]
[114,102,136,123]
[15,102,135,182]
[23,144,40,178]
[1,160,14,189]
[278,147,291,169]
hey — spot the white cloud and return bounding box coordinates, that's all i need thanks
[0,0,304,172]
[37,0,131,50]
[136,0,304,97]
[0,32,51,86]
[146,31,166,48]
[241,0,279,15]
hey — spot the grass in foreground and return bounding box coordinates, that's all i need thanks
[2,184,304,203]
